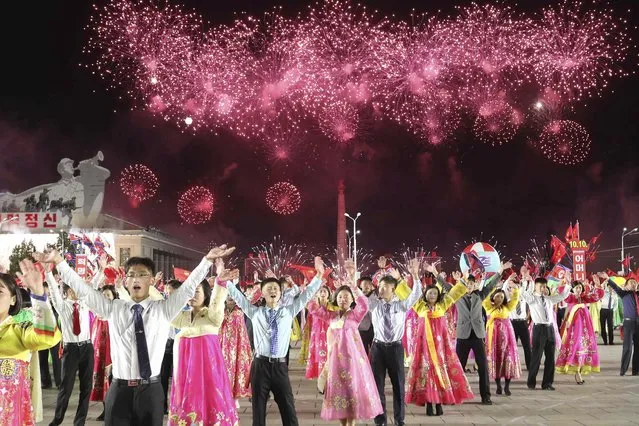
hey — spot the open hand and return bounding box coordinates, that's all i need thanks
[17,259,45,296]
[205,244,236,261]
[314,256,325,277]
[408,258,421,277]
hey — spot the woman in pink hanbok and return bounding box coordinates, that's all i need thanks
[303,286,331,379]
[406,281,474,417]
[555,278,604,384]
[307,284,382,425]
[482,280,521,396]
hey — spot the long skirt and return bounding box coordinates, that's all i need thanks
[486,318,521,380]
[0,358,34,426]
[168,334,239,426]
[556,307,600,375]
[406,316,474,405]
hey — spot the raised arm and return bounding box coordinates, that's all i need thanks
[548,284,572,304]
[400,258,423,311]
[581,286,604,304]
[482,287,498,312]
[350,289,370,324]
[208,281,229,327]
[306,299,335,324]
[504,287,520,312]
[479,272,502,299]
[226,281,259,319]
[45,272,66,314]
[290,256,325,316]
[441,282,468,311]
[606,279,629,297]
[520,279,535,304]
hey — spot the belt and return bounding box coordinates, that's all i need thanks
[511,319,527,321]
[113,376,160,387]
[65,340,91,347]
[255,354,287,363]
[373,339,402,346]
[533,323,553,327]
[624,317,639,321]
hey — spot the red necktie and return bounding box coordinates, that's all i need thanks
[72,303,81,336]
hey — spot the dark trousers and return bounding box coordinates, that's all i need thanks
[371,341,405,426]
[160,339,173,412]
[50,342,94,426]
[250,358,298,426]
[245,316,254,351]
[557,308,566,329]
[39,342,62,388]
[511,319,531,370]
[360,327,374,356]
[528,324,555,388]
[456,336,490,399]
[104,380,164,426]
[621,318,639,375]
[600,309,614,345]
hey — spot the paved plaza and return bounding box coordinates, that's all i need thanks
[42,335,639,425]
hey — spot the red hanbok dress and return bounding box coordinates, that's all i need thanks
[219,306,253,399]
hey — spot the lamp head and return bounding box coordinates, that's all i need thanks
[356,212,361,217]
[624,227,628,232]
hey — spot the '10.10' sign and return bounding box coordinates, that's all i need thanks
[570,240,589,281]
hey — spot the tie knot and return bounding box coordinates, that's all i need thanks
[132,304,144,314]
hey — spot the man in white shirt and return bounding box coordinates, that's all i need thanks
[36,244,235,426]
[600,281,618,345]
[46,276,94,426]
[520,276,571,390]
[509,267,532,370]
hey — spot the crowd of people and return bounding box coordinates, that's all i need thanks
[0,244,638,426]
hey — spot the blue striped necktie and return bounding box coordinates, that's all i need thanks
[382,303,393,342]
[268,309,278,356]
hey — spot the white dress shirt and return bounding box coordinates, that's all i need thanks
[55,257,212,380]
[600,289,618,311]
[280,284,300,307]
[227,277,322,358]
[46,274,92,343]
[368,279,422,343]
[509,280,531,321]
[521,285,571,325]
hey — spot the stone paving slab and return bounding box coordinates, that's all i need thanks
[41,333,639,425]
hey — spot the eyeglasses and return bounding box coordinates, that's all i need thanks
[125,272,153,279]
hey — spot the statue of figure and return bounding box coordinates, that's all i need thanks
[0,152,110,227]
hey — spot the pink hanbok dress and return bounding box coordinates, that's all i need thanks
[307,292,383,421]
[556,288,604,375]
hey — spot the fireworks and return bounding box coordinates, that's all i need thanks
[250,236,307,277]
[118,164,159,204]
[266,181,301,215]
[177,185,215,224]
[85,0,632,165]
[536,120,591,165]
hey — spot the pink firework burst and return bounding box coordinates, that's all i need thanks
[266,181,301,215]
[471,89,523,146]
[536,119,591,165]
[533,0,632,101]
[119,164,159,204]
[177,185,215,224]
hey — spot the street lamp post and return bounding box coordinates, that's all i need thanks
[621,227,639,274]
[344,212,361,273]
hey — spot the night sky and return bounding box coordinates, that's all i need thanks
[1,0,638,270]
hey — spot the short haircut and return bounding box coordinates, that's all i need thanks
[535,277,548,286]
[101,284,120,299]
[467,275,476,283]
[199,280,212,307]
[359,276,373,283]
[0,273,23,316]
[124,257,155,276]
[379,276,398,288]
[260,277,282,291]
[166,279,183,290]
[62,284,72,296]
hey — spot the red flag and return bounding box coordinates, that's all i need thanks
[606,269,618,277]
[573,222,580,240]
[621,256,632,270]
[550,236,567,264]
[103,266,119,284]
[173,267,191,282]
[564,223,574,242]
[289,264,317,283]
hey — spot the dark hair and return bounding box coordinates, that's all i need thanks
[101,285,120,300]
[0,273,22,316]
[166,279,183,290]
[467,275,476,283]
[19,288,32,309]
[571,281,584,293]
[124,257,155,276]
[333,285,357,309]
[198,280,212,307]
[317,285,332,299]
[535,277,548,285]
[379,276,398,289]
[359,276,373,283]
[62,284,72,297]
[490,289,508,305]
[260,278,282,292]
[422,285,444,304]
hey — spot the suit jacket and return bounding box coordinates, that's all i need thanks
[439,273,501,339]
